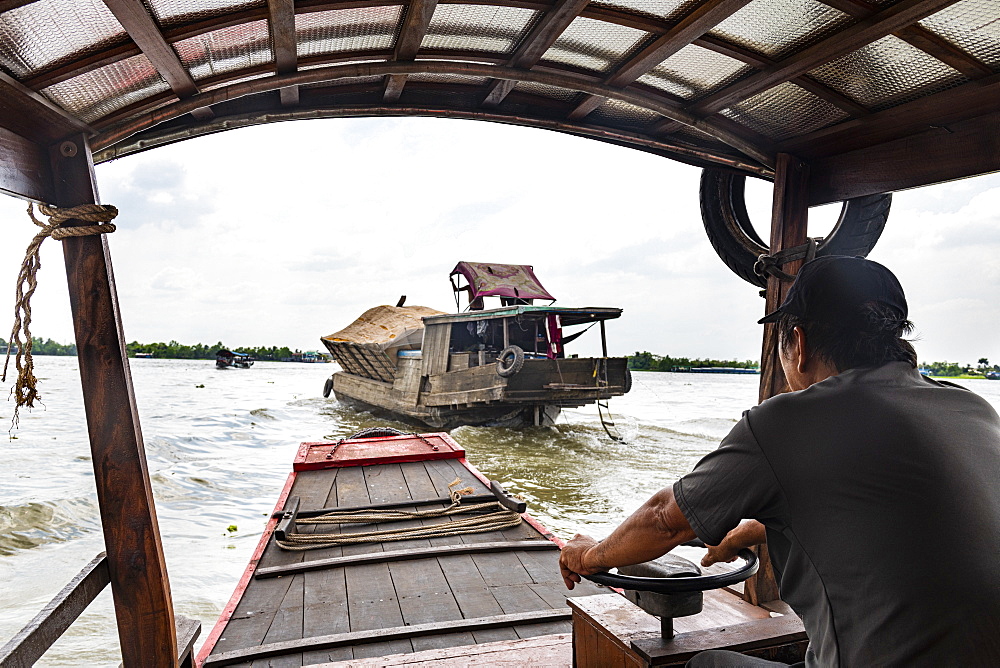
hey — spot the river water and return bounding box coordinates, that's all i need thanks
[2,357,999,665]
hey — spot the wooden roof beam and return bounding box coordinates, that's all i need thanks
[101,0,214,120]
[383,0,439,102]
[821,0,995,79]
[0,0,36,12]
[689,0,964,117]
[695,36,872,117]
[0,71,94,142]
[481,0,591,108]
[568,0,753,120]
[778,72,1000,158]
[268,0,299,106]
[809,109,1000,204]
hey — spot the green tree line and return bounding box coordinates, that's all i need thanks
[628,351,1000,377]
[628,351,759,371]
[126,340,299,360]
[920,358,999,377]
[0,336,303,361]
[0,336,78,355]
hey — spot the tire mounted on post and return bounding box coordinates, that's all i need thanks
[699,169,892,288]
[496,345,525,377]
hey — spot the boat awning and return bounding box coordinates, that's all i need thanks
[423,305,622,327]
[451,262,555,302]
[216,349,249,358]
[0,1,997,206]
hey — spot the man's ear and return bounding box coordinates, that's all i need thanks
[793,326,809,374]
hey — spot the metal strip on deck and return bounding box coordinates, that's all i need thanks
[203,609,574,667]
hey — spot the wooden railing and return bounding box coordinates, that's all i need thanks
[0,553,200,668]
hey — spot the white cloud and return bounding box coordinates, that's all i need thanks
[0,117,998,365]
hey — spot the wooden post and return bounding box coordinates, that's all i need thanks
[50,134,178,667]
[599,320,608,357]
[745,153,810,606]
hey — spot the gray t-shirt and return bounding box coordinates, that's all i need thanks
[674,362,1000,666]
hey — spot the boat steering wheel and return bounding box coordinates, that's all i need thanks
[582,540,759,594]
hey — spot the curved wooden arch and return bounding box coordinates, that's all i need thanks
[92,60,776,166]
[91,102,774,177]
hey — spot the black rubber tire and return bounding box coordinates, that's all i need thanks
[496,345,525,378]
[624,366,632,394]
[700,169,892,288]
[322,377,333,398]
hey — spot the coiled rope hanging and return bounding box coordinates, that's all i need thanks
[276,479,525,551]
[3,203,118,428]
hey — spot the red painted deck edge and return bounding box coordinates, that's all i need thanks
[295,449,464,470]
[195,471,297,667]
[293,433,464,471]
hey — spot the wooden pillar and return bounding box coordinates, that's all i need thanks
[745,153,810,606]
[49,135,178,667]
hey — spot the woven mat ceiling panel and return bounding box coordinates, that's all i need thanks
[41,53,170,123]
[918,0,1000,68]
[720,80,850,139]
[591,0,703,22]
[0,0,125,77]
[296,7,402,57]
[422,4,539,54]
[0,0,994,200]
[637,44,753,99]
[143,0,266,28]
[809,34,967,110]
[541,17,650,73]
[174,19,273,81]
[707,0,853,59]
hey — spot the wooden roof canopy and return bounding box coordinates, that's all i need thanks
[0,0,997,209]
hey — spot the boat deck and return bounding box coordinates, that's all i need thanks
[198,434,607,667]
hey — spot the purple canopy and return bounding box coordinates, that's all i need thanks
[450,262,555,302]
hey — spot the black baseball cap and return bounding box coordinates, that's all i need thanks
[758,256,907,325]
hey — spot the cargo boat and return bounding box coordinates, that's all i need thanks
[320,263,630,428]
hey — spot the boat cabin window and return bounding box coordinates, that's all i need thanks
[447,315,564,363]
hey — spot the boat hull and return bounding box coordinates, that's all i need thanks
[329,356,627,429]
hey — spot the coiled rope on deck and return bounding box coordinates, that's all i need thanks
[275,479,525,551]
[3,203,117,428]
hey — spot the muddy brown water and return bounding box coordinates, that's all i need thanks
[2,357,998,666]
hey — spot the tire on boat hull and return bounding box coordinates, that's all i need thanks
[496,345,525,378]
[322,376,333,398]
[700,169,892,288]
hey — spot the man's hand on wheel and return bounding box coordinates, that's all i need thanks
[700,520,767,568]
[701,541,741,567]
[559,534,602,590]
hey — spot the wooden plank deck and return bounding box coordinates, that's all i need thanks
[204,456,606,667]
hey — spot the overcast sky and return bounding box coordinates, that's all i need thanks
[1,117,998,365]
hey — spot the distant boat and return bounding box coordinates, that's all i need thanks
[216,349,254,369]
[134,352,153,358]
[987,371,1000,380]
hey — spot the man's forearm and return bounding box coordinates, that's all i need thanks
[585,488,697,571]
[729,520,766,547]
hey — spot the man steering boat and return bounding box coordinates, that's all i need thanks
[559,256,1000,666]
